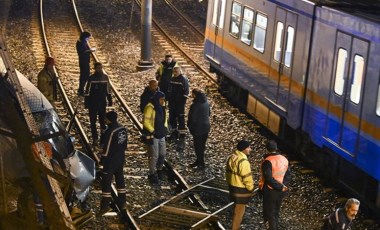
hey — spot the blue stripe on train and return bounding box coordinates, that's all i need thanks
[204,39,302,129]
[303,102,380,181]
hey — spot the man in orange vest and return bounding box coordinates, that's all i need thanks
[259,140,291,230]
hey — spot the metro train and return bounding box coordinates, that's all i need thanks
[0,52,95,220]
[204,0,380,212]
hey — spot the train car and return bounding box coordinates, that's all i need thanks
[204,0,380,212]
[0,53,95,214]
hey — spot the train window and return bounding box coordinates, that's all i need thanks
[229,2,242,38]
[274,22,284,62]
[350,55,364,104]
[240,8,254,45]
[212,0,226,28]
[334,48,347,96]
[377,85,380,116]
[284,26,295,67]
[253,13,267,53]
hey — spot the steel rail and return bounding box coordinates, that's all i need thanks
[39,0,95,160]
[163,0,205,38]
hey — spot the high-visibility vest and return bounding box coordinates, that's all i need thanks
[259,154,288,190]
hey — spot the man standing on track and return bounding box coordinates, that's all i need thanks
[143,91,168,185]
[259,140,291,230]
[167,66,189,155]
[37,57,57,106]
[99,111,128,215]
[76,31,95,96]
[187,88,210,169]
[226,140,254,230]
[155,54,178,97]
[84,62,112,147]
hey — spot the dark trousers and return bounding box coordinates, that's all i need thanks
[78,62,90,94]
[102,163,126,208]
[262,186,284,230]
[169,101,186,133]
[193,133,208,164]
[89,106,106,140]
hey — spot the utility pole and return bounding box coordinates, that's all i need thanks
[137,0,154,71]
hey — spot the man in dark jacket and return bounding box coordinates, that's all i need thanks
[84,62,112,146]
[99,111,128,215]
[259,140,291,230]
[155,54,178,97]
[167,66,189,154]
[187,88,210,169]
[140,79,158,113]
[76,31,95,96]
[322,198,360,230]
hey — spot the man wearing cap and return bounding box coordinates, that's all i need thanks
[99,111,128,215]
[226,140,254,230]
[259,140,291,230]
[37,56,57,106]
[76,31,95,96]
[155,54,178,97]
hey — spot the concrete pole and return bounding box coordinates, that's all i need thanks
[137,0,154,71]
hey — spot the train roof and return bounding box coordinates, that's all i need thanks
[311,0,380,22]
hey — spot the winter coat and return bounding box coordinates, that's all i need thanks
[84,72,112,109]
[168,74,189,104]
[37,67,57,103]
[187,92,210,136]
[143,102,168,139]
[156,60,178,95]
[101,122,127,172]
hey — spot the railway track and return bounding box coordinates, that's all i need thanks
[135,0,217,85]
[35,0,231,228]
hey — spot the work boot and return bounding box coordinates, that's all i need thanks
[168,130,179,142]
[157,169,164,180]
[148,173,159,185]
[189,161,199,168]
[97,198,112,217]
[176,135,185,154]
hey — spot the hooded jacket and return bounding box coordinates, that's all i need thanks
[37,67,57,103]
[143,102,168,139]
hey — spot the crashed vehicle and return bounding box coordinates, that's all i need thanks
[0,54,95,227]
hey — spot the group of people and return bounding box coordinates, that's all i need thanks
[140,54,211,185]
[36,34,361,227]
[38,31,108,148]
[37,31,126,217]
[226,139,360,230]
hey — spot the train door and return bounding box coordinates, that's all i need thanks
[325,32,368,155]
[209,0,226,64]
[268,8,297,112]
